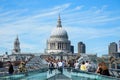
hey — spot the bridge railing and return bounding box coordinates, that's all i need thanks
[71,68,120,80]
[47,67,120,80]
[0,67,120,80]
[109,68,120,78]
[0,68,48,80]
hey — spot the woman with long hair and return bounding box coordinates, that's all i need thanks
[100,62,110,76]
[96,62,110,76]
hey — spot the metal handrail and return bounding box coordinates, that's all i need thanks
[109,68,120,78]
[0,67,120,80]
[47,67,120,80]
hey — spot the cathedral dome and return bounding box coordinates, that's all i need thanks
[50,27,68,39]
[46,15,71,54]
[50,15,68,39]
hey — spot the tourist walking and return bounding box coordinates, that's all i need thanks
[85,61,89,71]
[48,61,54,74]
[8,61,14,74]
[58,60,63,74]
[101,62,110,76]
[18,61,27,73]
[96,63,102,74]
[80,61,86,71]
[74,61,79,70]
[96,62,110,76]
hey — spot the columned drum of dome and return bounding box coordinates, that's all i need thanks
[45,15,71,54]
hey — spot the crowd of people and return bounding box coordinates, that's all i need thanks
[46,57,110,76]
[47,59,66,74]
[7,61,27,75]
[46,57,92,73]
[6,57,110,77]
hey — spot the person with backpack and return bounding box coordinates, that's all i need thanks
[49,61,54,74]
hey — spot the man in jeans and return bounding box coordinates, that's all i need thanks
[58,60,63,74]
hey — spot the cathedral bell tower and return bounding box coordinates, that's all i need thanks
[12,36,21,54]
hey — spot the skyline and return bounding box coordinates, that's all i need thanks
[0,0,120,56]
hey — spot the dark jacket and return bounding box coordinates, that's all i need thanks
[101,69,110,76]
[9,64,14,74]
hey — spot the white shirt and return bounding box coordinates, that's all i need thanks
[54,62,57,68]
[85,63,89,70]
[74,62,79,69]
[58,61,62,67]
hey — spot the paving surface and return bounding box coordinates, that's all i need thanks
[47,73,71,80]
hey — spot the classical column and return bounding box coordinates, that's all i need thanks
[66,43,68,50]
[51,43,52,49]
[58,43,60,49]
[60,43,61,50]
[49,43,51,49]
[61,43,62,50]
[55,42,57,49]
[53,43,55,49]
[48,43,49,49]
[65,43,67,50]
[63,43,64,49]
[62,43,63,49]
